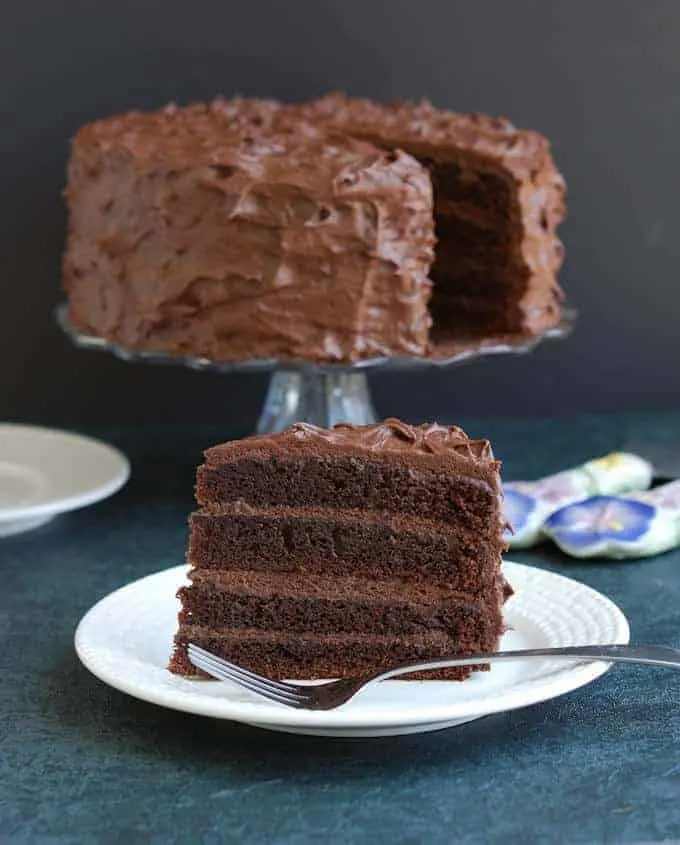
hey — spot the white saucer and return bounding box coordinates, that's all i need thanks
[75,561,629,737]
[0,424,130,536]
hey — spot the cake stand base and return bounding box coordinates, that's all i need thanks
[257,370,378,434]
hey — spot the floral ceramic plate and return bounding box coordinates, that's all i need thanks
[503,452,654,549]
[544,484,680,558]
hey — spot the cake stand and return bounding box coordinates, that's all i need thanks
[57,304,575,434]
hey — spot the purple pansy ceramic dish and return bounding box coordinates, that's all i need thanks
[545,495,655,550]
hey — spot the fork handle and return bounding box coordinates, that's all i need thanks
[375,644,680,682]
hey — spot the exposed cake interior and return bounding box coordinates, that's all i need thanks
[429,157,529,340]
[170,419,509,682]
[291,94,566,346]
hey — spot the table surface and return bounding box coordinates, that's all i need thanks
[2,410,680,844]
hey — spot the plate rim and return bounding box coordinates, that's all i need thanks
[0,423,130,521]
[74,560,630,730]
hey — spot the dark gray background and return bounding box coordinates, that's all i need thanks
[2,0,678,428]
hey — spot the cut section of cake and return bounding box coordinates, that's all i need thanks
[291,93,566,348]
[170,418,509,681]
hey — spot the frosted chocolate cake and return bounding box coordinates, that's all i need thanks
[63,93,565,362]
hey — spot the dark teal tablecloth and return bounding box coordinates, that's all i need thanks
[2,411,680,844]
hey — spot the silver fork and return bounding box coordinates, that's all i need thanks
[187,643,680,711]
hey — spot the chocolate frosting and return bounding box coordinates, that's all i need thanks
[289,419,493,459]
[289,92,564,184]
[65,103,435,361]
[205,417,495,466]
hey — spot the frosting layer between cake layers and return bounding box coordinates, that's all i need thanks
[171,419,508,681]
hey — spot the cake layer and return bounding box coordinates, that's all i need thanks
[432,161,515,218]
[170,627,494,681]
[431,290,561,339]
[430,270,528,301]
[429,294,527,338]
[433,211,564,289]
[188,506,500,592]
[178,570,504,635]
[196,455,499,527]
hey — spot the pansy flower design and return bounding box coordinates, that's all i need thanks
[502,487,538,539]
[519,473,583,505]
[652,482,680,510]
[633,480,680,511]
[545,495,656,555]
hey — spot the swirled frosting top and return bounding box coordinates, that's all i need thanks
[288,92,565,186]
[204,418,495,466]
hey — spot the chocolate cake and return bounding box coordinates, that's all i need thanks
[63,93,565,362]
[170,418,508,681]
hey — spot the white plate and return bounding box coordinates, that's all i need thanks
[75,561,630,737]
[0,424,129,536]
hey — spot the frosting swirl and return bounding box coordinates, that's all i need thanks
[289,418,493,460]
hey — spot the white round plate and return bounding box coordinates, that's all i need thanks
[75,561,629,737]
[0,424,129,536]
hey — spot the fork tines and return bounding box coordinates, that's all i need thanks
[187,644,308,707]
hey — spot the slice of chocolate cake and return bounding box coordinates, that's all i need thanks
[170,418,508,681]
[292,93,566,348]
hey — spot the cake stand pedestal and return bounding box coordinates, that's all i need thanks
[258,370,378,434]
[57,304,575,434]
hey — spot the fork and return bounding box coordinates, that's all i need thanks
[187,642,680,711]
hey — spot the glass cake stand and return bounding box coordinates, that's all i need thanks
[56,304,575,434]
